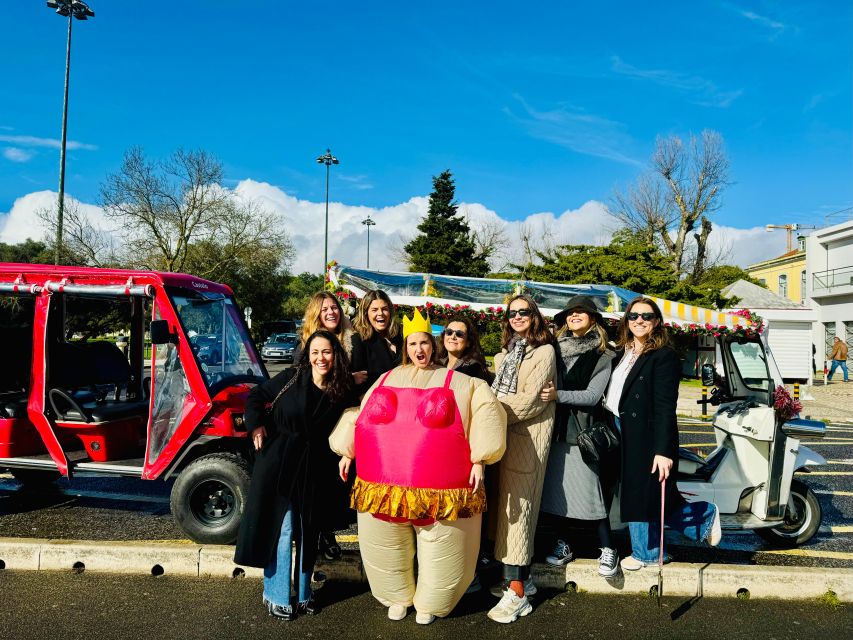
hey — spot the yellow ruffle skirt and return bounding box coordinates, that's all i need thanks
[350,476,486,521]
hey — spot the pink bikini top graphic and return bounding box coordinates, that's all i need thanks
[355,369,472,490]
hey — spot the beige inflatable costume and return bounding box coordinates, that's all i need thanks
[330,309,506,622]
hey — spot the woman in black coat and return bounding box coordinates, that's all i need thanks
[234,330,356,620]
[435,315,493,383]
[349,289,403,394]
[603,297,721,571]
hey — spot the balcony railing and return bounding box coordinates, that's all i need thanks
[813,266,853,292]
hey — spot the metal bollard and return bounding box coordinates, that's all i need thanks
[700,386,709,420]
[793,382,800,400]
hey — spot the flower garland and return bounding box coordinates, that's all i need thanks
[773,386,802,422]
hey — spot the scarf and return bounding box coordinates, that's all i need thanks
[491,336,527,397]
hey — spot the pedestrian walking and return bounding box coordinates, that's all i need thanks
[350,290,403,394]
[488,294,556,624]
[331,308,506,625]
[234,330,356,620]
[603,297,721,571]
[539,295,619,577]
[826,337,849,382]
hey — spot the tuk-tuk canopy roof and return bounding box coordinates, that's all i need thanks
[0,263,234,296]
[329,264,758,334]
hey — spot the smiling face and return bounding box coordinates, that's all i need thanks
[367,299,391,335]
[443,321,468,358]
[565,309,592,336]
[319,298,341,331]
[627,302,658,342]
[309,336,334,378]
[406,332,433,369]
[508,299,532,338]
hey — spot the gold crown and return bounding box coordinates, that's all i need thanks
[403,307,431,338]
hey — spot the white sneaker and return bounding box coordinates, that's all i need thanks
[707,504,722,546]
[597,547,619,577]
[545,539,574,566]
[487,588,533,624]
[415,612,436,625]
[620,555,649,571]
[489,576,537,598]
[387,604,408,621]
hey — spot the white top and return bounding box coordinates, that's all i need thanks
[604,348,640,415]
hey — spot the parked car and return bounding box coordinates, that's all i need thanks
[261,332,298,363]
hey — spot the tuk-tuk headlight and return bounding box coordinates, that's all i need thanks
[233,414,246,431]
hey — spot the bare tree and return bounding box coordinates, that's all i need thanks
[36,200,120,267]
[465,212,511,272]
[611,130,729,281]
[99,147,291,273]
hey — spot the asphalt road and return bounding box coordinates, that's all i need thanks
[0,571,850,640]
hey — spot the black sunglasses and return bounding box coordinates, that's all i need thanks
[443,328,467,339]
[507,309,533,319]
[626,311,656,321]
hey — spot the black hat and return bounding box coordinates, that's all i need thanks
[553,295,601,327]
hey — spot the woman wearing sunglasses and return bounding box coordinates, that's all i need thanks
[436,316,492,383]
[604,297,721,571]
[487,294,556,624]
[538,295,619,577]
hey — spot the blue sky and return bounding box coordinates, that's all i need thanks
[1,1,850,270]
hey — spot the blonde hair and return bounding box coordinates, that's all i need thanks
[354,290,400,341]
[300,292,348,345]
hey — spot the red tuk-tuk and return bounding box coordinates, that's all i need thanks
[0,264,267,543]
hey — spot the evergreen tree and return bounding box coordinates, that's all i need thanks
[405,170,490,277]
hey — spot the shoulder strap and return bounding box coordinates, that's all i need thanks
[443,369,454,388]
[269,368,300,409]
[378,370,394,387]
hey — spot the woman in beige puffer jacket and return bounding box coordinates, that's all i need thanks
[487,294,556,624]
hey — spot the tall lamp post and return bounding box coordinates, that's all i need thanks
[361,215,376,268]
[316,148,339,276]
[47,0,95,266]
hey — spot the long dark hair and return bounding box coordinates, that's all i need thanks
[295,330,352,402]
[435,315,489,367]
[616,297,671,353]
[501,294,554,350]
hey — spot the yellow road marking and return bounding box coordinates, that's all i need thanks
[679,430,715,435]
[760,548,853,561]
[827,460,853,465]
[337,534,358,543]
[828,525,853,533]
[815,490,853,496]
[797,471,853,475]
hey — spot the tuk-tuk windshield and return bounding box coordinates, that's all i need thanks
[729,340,773,393]
[168,288,264,388]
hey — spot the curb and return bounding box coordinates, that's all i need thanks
[0,538,850,602]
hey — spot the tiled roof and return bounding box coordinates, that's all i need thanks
[721,279,806,309]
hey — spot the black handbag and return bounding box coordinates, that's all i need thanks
[576,417,619,466]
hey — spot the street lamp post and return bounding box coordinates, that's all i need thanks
[47,0,95,266]
[316,148,339,276]
[361,215,376,268]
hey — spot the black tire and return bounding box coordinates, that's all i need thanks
[170,452,250,544]
[10,468,61,491]
[756,478,822,547]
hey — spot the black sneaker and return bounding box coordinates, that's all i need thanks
[319,531,342,561]
[545,539,573,566]
[297,598,319,616]
[268,603,295,621]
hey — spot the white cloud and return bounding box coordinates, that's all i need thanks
[0,134,97,151]
[3,147,34,163]
[0,182,778,276]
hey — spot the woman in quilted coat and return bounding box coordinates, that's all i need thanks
[488,294,556,624]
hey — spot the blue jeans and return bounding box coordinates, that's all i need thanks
[627,500,717,563]
[828,360,849,382]
[264,504,313,607]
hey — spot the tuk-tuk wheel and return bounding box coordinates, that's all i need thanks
[756,479,822,547]
[170,453,250,544]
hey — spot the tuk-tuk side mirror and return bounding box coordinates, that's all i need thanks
[701,363,715,387]
[150,320,178,345]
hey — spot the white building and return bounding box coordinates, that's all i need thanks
[805,219,853,367]
[722,279,817,383]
